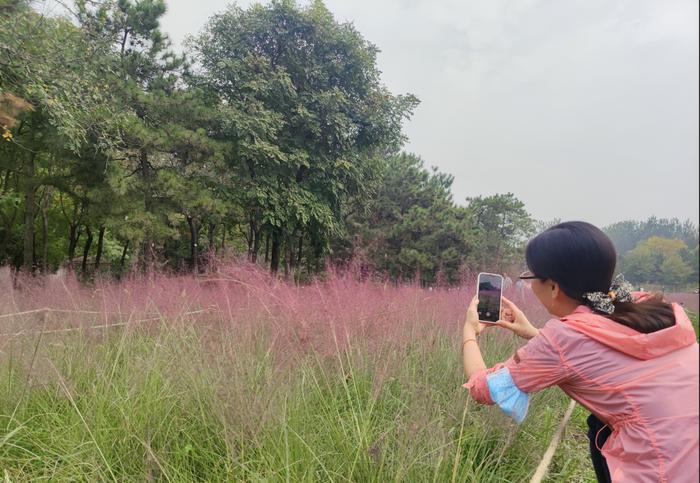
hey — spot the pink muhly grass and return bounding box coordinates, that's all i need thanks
[0,262,579,481]
[0,261,549,362]
[665,292,699,313]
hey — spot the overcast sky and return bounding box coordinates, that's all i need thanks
[159,0,699,226]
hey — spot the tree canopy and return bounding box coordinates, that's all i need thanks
[1,0,697,289]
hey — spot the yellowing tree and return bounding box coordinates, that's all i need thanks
[622,236,694,287]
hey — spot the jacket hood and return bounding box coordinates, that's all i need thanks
[560,294,697,360]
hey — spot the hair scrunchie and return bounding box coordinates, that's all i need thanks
[582,274,634,314]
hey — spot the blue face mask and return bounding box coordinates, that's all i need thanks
[486,368,530,424]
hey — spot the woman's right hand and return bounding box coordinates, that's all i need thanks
[496,296,539,340]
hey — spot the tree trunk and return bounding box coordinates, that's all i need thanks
[40,190,50,273]
[60,194,85,270]
[21,153,36,272]
[0,209,16,259]
[251,227,261,263]
[208,223,216,253]
[1,169,10,193]
[68,224,81,263]
[188,216,199,274]
[283,235,291,279]
[270,230,281,274]
[81,226,93,275]
[297,233,304,265]
[220,225,226,251]
[119,240,129,273]
[94,226,106,271]
[140,150,153,272]
[246,220,254,258]
[264,231,270,263]
[0,170,18,259]
[32,231,37,269]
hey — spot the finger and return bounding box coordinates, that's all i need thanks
[500,308,512,321]
[501,296,519,311]
[469,296,479,310]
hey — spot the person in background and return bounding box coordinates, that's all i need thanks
[460,221,699,483]
[502,272,513,291]
[514,277,527,301]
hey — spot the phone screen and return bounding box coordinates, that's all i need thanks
[477,273,503,323]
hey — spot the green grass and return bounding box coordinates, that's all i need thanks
[4,293,692,480]
[687,309,699,338]
[543,404,596,483]
[0,323,592,481]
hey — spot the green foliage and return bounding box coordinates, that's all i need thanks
[1,0,417,277]
[621,236,697,288]
[333,155,536,286]
[465,193,535,273]
[604,217,698,257]
[0,4,121,151]
[659,253,693,287]
[687,310,699,338]
[191,0,418,273]
[0,0,694,288]
[0,3,125,270]
[621,243,656,283]
[336,153,478,285]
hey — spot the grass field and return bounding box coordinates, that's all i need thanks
[6,267,693,481]
[686,309,699,337]
[0,326,593,481]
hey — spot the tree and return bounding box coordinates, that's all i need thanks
[660,253,693,288]
[534,218,561,233]
[687,245,699,285]
[621,236,695,287]
[0,2,121,272]
[76,0,203,272]
[465,193,534,272]
[621,244,655,284]
[192,0,418,274]
[335,153,476,285]
[605,217,699,257]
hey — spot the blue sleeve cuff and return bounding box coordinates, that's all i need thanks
[486,367,530,424]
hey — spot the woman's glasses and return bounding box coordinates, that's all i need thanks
[518,270,539,280]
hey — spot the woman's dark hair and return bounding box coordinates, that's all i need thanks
[525,221,675,334]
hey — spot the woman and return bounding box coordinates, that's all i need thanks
[462,221,698,483]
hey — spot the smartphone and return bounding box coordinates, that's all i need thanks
[476,272,503,323]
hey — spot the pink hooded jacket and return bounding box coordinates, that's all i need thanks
[465,296,699,482]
